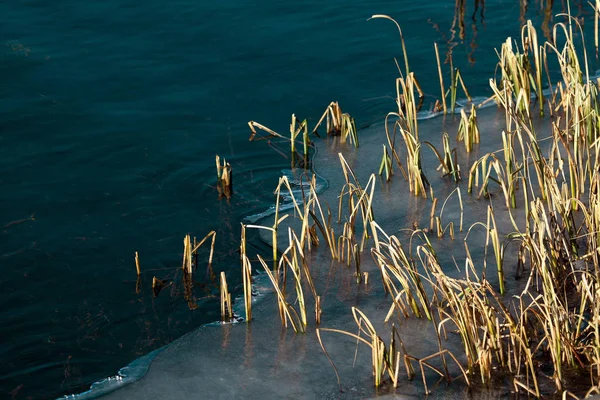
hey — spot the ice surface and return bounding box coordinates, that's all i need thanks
[58,348,164,399]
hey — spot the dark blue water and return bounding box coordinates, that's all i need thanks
[0,1,594,398]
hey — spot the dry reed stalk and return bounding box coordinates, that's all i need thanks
[245,176,301,267]
[240,224,252,322]
[443,132,461,182]
[383,112,409,180]
[368,15,412,77]
[134,251,142,294]
[395,74,421,138]
[290,114,309,155]
[341,114,359,147]
[290,228,319,322]
[437,187,464,234]
[313,101,341,136]
[317,307,402,387]
[151,276,166,297]
[434,42,447,114]
[337,222,355,268]
[215,155,233,199]
[282,228,307,327]
[284,173,337,258]
[421,136,460,184]
[493,37,532,115]
[257,254,304,333]
[549,15,586,86]
[313,102,359,146]
[134,251,141,276]
[456,104,480,152]
[447,56,471,114]
[179,233,207,310]
[378,144,393,182]
[353,244,361,283]
[522,20,546,115]
[370,221,432,321]
[182,234,193,276]
[249,116,314,165]
[248,120,285,140]
[398,124,429,197]
[429,197,438,232]
[467,150,518,210]
[220,271,233,322]
[242,255,252,322]
[501,130,519,209]
[408,348,467,395]
[487,206,505,294]
[291,174,320,252]
[315,295,321,324]
[318,306,466,391]
[337,154,377,251]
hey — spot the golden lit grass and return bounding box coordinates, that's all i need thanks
[228,2,600,397]
[317,6,600,395]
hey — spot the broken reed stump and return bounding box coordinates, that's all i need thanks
[220,271,233,321]
[182,234,193,276]
[181,234,199,309]
[216,155,233,199]
[315,295,321,324]
[134,251,141,294]
[134,251,141,275]
[152,276,165,297]
[312,101,359,147]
